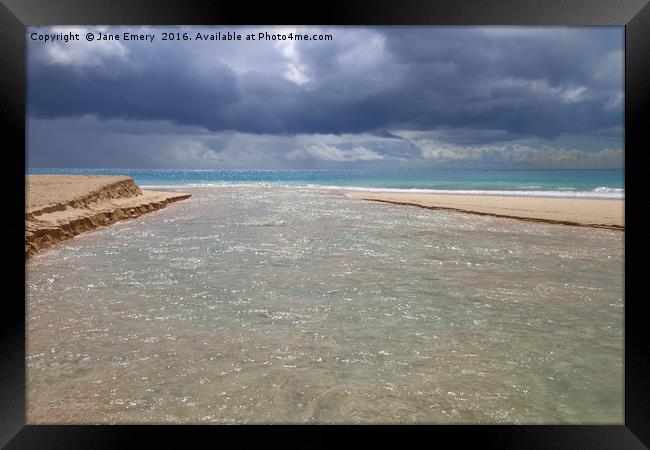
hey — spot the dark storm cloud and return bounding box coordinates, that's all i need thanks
[29,50,243,130]
[28,26,623,140]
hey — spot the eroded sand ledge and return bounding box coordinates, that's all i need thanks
[345,192,624,230]
[26,175,191,259]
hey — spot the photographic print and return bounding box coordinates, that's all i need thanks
[25,26,624,424]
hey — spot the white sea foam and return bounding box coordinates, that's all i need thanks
[303,185,624,199]
[140,183,624,199]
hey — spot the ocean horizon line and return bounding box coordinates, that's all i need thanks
[28,167,624,199]
[27,167,624,172]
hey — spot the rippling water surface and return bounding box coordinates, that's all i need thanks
[27,186,624,424]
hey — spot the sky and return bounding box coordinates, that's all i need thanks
[27,26,624,170]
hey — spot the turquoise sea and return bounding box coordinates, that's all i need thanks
[27,168,624,198]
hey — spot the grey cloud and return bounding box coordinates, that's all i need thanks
[28,116,622,170]
[394,129,623,169]
[27,26,624,169]
[27,116,410,169]
[28,26,623,140]
[286,144,384,162]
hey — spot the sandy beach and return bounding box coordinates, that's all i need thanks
[345,192,624,230]
[26,174,190,259]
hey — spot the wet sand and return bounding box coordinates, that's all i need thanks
[345,192,623,230]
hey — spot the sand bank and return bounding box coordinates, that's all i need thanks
[26,175,191,259]
[345,192,623,230]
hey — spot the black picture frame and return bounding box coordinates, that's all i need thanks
[2,0,648,447]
